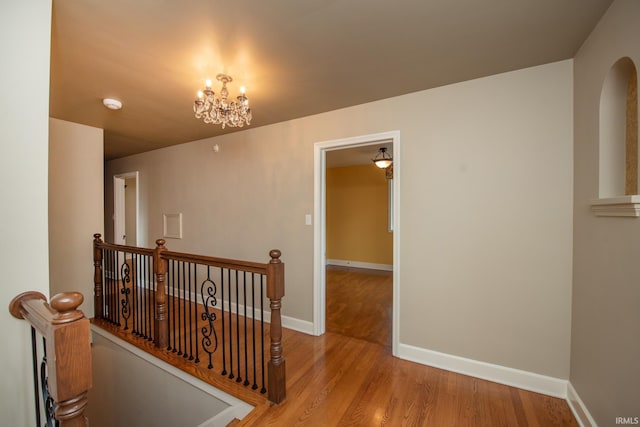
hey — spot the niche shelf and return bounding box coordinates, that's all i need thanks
[590,195,640,217]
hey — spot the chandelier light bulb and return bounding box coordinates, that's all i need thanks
[240,86,246,94]
[205,79,212,88]
[197,90,203,99]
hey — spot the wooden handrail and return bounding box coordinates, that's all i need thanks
[10,291,92,426]
[92,234,287,404]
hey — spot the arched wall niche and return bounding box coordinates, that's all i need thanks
[592,57,640,217]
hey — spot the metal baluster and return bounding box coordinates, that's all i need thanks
[101,251,107,321]
[243,271,249,386]
[132,253,137,335]
[116,251,121,326]
[105,250,110,322]
[144,253,149,338]
[166,259,171,350]
[144,254,148,338]
[182,261,188,357]
[228,268,234,379]
[121,254,131,330]
[171,260,177,352]
[188,262,194,360]
[193,263,199,363]
[260,274,266,394]
[30,327,41,427]
[221,268,227,375]
[251,273,258,390]
[200,266,218,369]
[235,270,241,383]
[41,337,57,427]
[108,249,112,321]
[151,253,157,341]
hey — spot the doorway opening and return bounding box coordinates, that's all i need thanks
[313,131,400,356]
[113,171,139,246]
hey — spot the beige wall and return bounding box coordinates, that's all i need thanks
[326,164,392,265]
[0,1,52,426]
[88,332,233,426]
[49,118,104,317]
[106,59,573,379]
[572,0,640,423]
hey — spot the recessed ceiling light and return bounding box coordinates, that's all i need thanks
[103,98,122,110]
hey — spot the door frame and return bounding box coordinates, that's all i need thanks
[313,130,401,356]
[113,171,139,246]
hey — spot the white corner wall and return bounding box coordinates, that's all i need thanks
[49,118,104,317]
[572,0,640,425]
[106,59,574,388]
[0,1,52,426]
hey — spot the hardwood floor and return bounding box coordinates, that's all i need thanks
[238,329,578,426]
[326,265,392,349]
[236,266,577,426]
[94,271,578,426]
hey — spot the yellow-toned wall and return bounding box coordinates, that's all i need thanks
[326,164,393,265]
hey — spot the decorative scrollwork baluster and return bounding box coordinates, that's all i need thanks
[200,268,218,369]
[120,258,131,330]
[40,338,58,427]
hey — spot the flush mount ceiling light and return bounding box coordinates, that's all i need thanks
[102,98,122,110]
[372,147,393,168]
[193,74,252,129]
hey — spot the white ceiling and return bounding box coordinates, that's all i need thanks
[49,0,613,160]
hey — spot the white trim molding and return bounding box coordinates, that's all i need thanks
[314,130,401,357]
[326,259,393,271]
[282,315,314,335]
[590,195,640,217]
[398,343,568,398]
[567,382,599,427]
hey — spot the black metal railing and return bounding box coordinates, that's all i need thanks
[31,328,58,427]
[164,261,268,393]
[98,245,156,342]
[93,234,286,403]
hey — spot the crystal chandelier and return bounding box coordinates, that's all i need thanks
[193,74,252,128]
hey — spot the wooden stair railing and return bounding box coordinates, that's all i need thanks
[92,234,286,404]
[9,291,92,427]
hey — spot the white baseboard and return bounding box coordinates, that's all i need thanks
[326,259,393,271]
[567,382,598,427]
[397,343,568,398]
[282,315,314,335]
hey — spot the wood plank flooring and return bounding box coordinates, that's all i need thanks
[326,265,392,348]
[237,266,577,426]
[94,267,578,426]
[238,329,578,426]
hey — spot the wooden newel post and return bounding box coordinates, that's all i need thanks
[266,249,286,404]
[50,293,92,427]
[9,292,92,427]
[93,233,103,319]
[154,239,168,349]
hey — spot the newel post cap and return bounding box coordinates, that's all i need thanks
[51,292,85,324]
